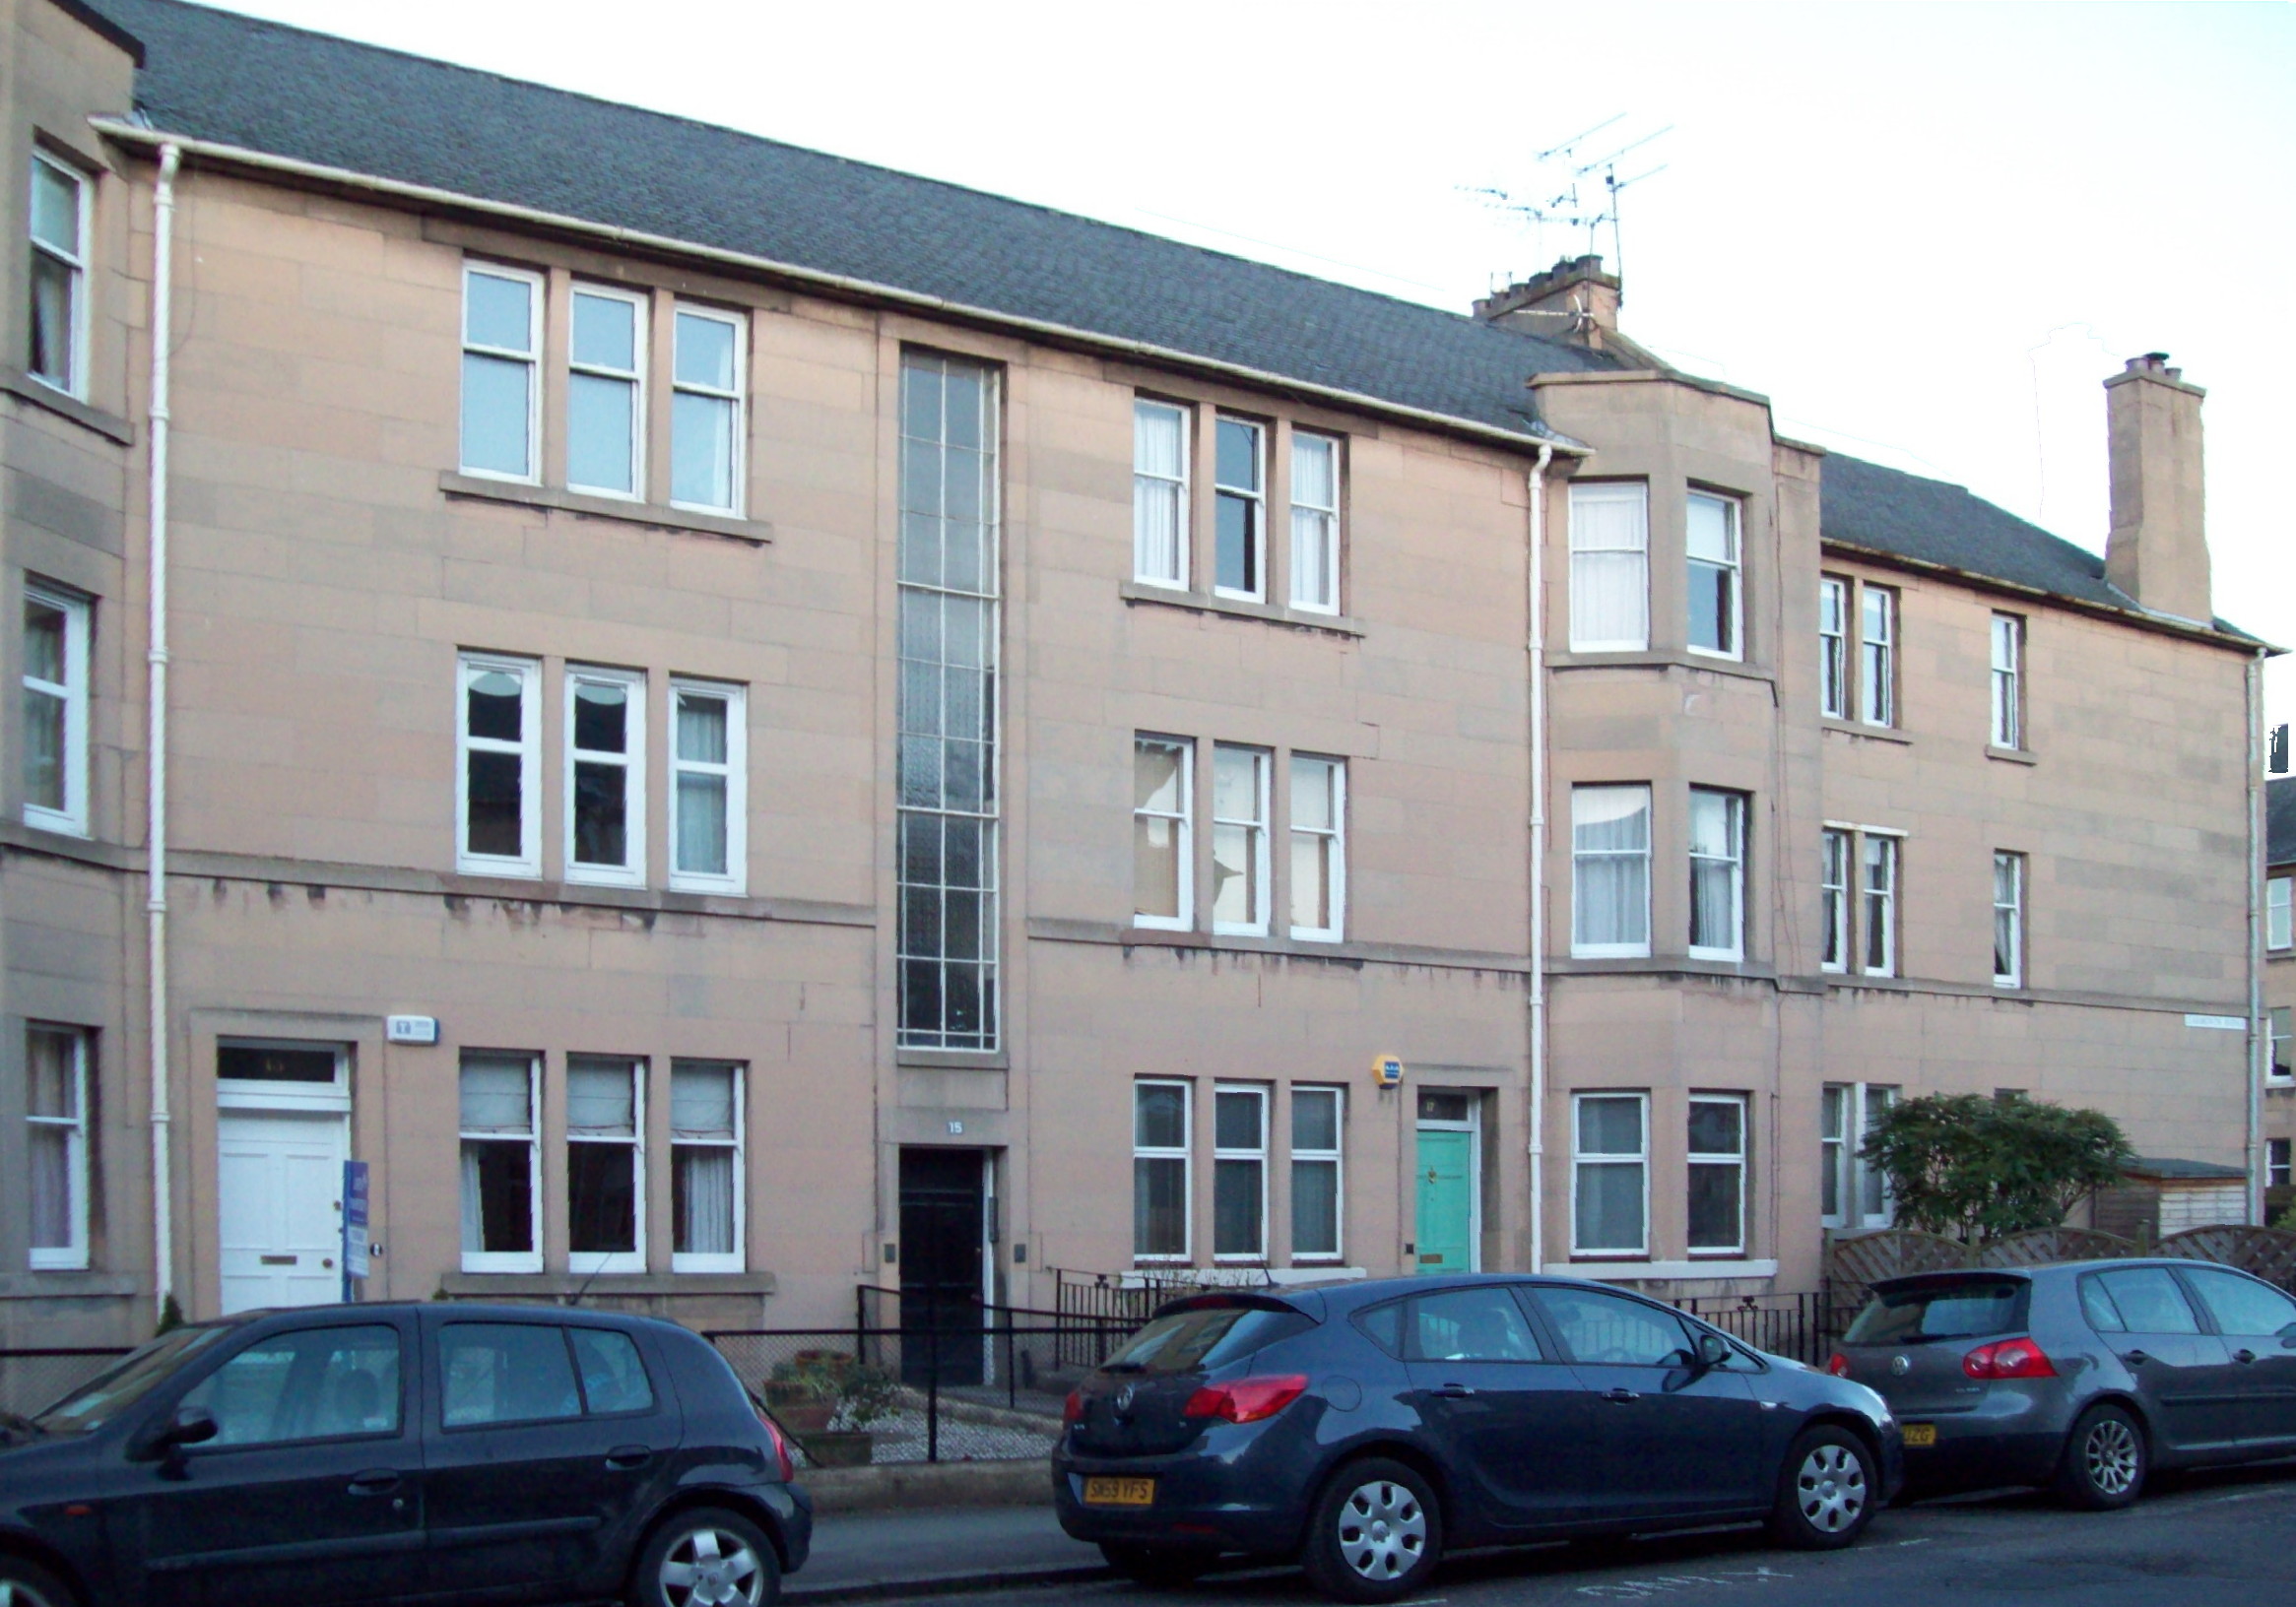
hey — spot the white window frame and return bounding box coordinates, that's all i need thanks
[1862,831,1900,978]
[1571,1091,1650,1257]
[1820,827,1851,974]
[459,1052,542,1274]
[1685,491,1742,662]
[2269,1006,2292,1086]
[1212,1083,1269,1262]
[28,151,91,399]
[565,283,648,501]
[670,303,747,516]
[1133,1078,1193,1263]
[1287,754,1346,942]
[1212,416,1267,604]
[1686,787,1746,962]
[1990,612,2024,749]
[1686,1093,1748,1256]
[563,666,647,888]
[1133,735,1194,932]
[1211,743,1271,937]
[1818,577,1850,720]
[1289,430,1342,614]
[668,678,747,895]
[1819,1084,1850,1230]
[26,1023,90,1270]
[22,583,91,837]
[1571,783,1652,959]
[565,1056,645,1277]
[1132,399,1190,590]
[459,261,542,484]
[2268,875,2292,952]
[1993,850,2026,989]
[1288,1085,1345,1263]
[1860,585,1896,728]
[1567,482,1650,653]
[669,1059,745,1274]
[455,653,541,877]
[1854,1083,1897,1227]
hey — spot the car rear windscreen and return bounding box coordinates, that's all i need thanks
[1845,1279,2028,1345]
[1101,1305,1309,1375]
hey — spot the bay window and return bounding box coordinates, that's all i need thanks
[1568,482,1649,652]
[22,584,90,836]
[28,153,90,396]
[1687,787,1745,961]
[1685,492,1741,658]
[1572,784,1651,958]
[1572,1092,1647,1255]
[27,1024,90,1269]
[1687,1095,1747,1255]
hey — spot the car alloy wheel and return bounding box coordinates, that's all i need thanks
[1795,1442,1868,1534]
[1337,1475,1428,1582]
[658,1523,767,1606]
[0,1561,75,1607]
[2082,1415,2140,1496]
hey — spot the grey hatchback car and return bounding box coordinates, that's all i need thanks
[1829,1258,2296,1508]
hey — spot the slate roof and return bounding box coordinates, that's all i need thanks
[79,0,2255,640]
[2268,775,2296,868]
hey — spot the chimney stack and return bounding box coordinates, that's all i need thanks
[1474,255,1621,347]
[2103,353,2210,623]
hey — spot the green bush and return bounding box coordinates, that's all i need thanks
[1860,1092,2132,1244]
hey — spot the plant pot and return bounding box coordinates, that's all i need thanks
[767,1400,836,1435]
[798,1431,876,1468]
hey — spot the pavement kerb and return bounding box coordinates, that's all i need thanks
[801,1456,1057,1512]
[786,1563,1112,1604]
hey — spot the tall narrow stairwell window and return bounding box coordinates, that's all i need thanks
[897,353,1002,1050]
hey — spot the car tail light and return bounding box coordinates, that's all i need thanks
[1063,1388,1084,1426]
[1963,1336,2057,1380]
[1825,1352,1852,1378]
[754,1401,796,1482]
[1183,1375,1309,1425]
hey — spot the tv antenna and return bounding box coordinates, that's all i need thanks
[1464,116,1672,288]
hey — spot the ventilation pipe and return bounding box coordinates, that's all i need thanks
[1527,444,1553,1274]
[147,142,180,1323]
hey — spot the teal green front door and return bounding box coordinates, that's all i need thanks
[1414,1127,1475,1274]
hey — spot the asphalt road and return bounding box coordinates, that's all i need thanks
[886,1463,2296,1607]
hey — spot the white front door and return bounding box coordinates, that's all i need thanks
[218,1110,348,1314]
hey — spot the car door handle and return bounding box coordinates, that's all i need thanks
[1428,1383,1477,1399]
[2122,1350,2150,1367]
[347,1470,401,1497]
[1603,1387,1641,1404]
[606,1445,653,1470]
[2233,1349,2259,1365]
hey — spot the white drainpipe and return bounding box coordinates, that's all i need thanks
[147,143,180,1322]
[1527,444,1553,1274]
[2249,647,2267,1225]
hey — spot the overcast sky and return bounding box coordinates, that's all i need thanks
[208,0,2296,725]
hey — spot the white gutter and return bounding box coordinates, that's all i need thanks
[1527,445,1553,1274]
[90,120,1592,466]
[2250,648,2267,1224]
[146,142,180,1323]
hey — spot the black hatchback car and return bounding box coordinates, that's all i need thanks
[0,1302,810,1607]
[1053,1275,1902,1602]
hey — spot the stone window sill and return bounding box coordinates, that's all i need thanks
[1552,649,1776,688]
[438,1270,775,1297]
[1986,745,2039,766]
[1119,580,1365,637]
[0,365,133,445]
[1821,718,1913,747]
[439,473,772,546]
[896,1049,1009,1070]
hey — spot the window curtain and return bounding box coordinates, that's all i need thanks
[1133,405,1184,584]
[1290,434,1338,610]
[566,1061,635,1136]
[460,1147,486,1253]
[676,1149,736,1255]
[1572,786,1650,949]
[1688,791,1739,952]
[1568,486,1649,650]
[458,1058,531,1132]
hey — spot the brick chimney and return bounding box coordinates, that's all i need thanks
[1474,255,1621,347]
[2103,353,2210,623]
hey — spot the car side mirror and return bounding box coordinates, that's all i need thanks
[134,1404,218,1463]
[1695,1332,1733,1371]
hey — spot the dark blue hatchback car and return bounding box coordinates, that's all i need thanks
[0,1302,810,1607]
[1054,1275,1902,1602]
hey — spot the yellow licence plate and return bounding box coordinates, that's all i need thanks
[1901,1423,1938,1447]
[1083,1477,1156,1507]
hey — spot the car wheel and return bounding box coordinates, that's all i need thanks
[2055,1403,2147,1511]
[1098,1541,1217,1587]
[1767,1424,1875,1550]
[1300,1456,1444,1604]
[629,1506,781,1607]
[0,1556,79,1607]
